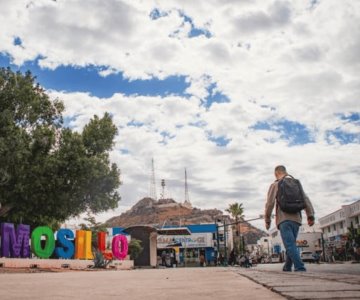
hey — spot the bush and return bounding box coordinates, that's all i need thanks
[128,239,143,260]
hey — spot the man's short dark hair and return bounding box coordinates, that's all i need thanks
[275,165,287,173]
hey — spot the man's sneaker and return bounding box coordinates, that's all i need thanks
[282,268,292,272]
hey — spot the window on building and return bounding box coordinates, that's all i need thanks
[339,222,343,229]
[355,216,359,225]
[328,227,331,233]
[333,224,336,231]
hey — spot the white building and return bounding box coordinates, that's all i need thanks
[319,200,360,240]
[319,199,360,246]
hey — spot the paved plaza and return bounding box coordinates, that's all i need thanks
[0,267,284,300]
[1,264,360,300]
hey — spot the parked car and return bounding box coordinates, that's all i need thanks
[301,251,315,263]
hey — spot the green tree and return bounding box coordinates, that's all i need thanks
[0,68,121,228]
[226,202,245,254]
[79,212,108,249]
[128,239,143,260]
[347,223,360,261]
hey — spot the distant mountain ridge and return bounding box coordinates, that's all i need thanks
[105,197,266,244]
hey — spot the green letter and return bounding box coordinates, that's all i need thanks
[31,226,55,258]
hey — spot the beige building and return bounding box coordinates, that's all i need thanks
[319,200,360,240]
[319,200,360,254]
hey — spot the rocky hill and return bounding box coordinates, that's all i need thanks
[106,197,266,244]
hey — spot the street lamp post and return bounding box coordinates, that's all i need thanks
[223,219,228,266]
[215,220,220,265]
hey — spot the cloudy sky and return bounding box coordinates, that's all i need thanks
[1,0,359,230]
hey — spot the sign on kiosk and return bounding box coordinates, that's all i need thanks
[0,222,128,260]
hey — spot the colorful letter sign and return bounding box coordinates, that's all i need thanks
[0,223,30,258]
[0,222,129,260]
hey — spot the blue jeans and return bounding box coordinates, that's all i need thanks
[279,221,306,272]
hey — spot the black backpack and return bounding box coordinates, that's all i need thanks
[276,175,306,213]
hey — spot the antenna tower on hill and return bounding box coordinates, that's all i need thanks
[160,179,166,199]
[149,158,157,200]
[183,168,192,209]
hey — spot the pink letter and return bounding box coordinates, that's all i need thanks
[112,235,128,260]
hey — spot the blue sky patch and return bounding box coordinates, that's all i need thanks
[251,120,314,145]
[207,131,231,147]
[0,53,190,98]
[181,12,212,38]
[202,82,230,108]
[127,120,145,127]
[159,131,176,145]
[149,8,169,20]
[63,115,79,128]
[326,129,360,144]
[339,112,360,123]
[189,120,207,128]
[150,8,211,38]
[13,37,23,46]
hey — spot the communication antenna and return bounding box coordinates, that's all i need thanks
[149,158,157,200]
[160,179,166,199]
[184,168,192,208]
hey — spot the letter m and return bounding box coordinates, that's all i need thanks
[1,223,31,258]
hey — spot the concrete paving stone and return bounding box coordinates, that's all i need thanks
[234,268,360,300]
[273,284,360,292]
[283,290,360,299]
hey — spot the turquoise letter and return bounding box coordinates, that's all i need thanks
[55,229,75,259]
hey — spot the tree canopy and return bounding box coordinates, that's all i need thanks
[0,67,121,227]
[226,202,244,221]
[226,202,245,254]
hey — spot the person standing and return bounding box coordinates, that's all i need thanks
[264,165,315,272]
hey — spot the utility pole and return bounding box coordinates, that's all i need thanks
[223,219,228,266]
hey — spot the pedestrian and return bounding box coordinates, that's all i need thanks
[229,249,235,266]
[199,253,205,267]
[264,165,315,272]
[313,252,320,264]
[218,253,224,265]
[161,250,166,266]
[239,255,246,267]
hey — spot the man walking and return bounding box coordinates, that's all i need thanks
[265,165,315,272]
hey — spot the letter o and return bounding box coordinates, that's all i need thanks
[112,235,128,260]
[31,226,55,258]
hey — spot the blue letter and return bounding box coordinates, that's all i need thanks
[55,229,75,259]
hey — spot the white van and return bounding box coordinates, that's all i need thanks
[301,251,315,263]
[270,254,280,263]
